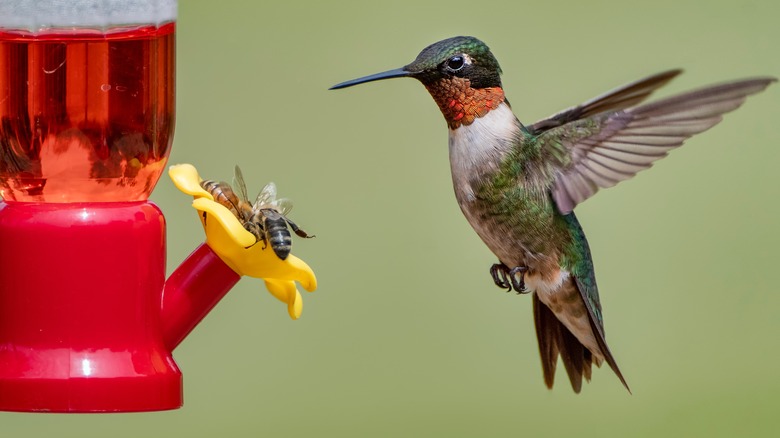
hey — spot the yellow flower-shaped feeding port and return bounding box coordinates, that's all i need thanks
[168,163,317,319]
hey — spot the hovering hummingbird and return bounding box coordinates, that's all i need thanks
[330,36,775,393]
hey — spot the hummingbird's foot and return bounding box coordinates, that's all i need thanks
[489,263,529,293]
[490,263,513,291]
[508,266,529,294]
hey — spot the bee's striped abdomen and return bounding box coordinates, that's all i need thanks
[263,211,292,260]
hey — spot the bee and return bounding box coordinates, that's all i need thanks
[233,165,313,260]
[200,167,313,259]
[200,178,245,219]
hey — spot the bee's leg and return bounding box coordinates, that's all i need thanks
[240,222,266,249]
[285,218,314,238]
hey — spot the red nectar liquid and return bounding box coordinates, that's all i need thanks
[0,23,175,202]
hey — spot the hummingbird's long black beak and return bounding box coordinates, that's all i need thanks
[329,68,411,90]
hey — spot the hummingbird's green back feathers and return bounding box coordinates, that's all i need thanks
[531,76,776,214]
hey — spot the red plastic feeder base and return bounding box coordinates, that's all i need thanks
[0,202,182,412]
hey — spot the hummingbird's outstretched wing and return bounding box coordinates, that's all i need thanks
[528,69,682,135]
[532,77,775,214]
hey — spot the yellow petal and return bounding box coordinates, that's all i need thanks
[238,250,318,292]
[289,289,303,320]
[191,198,317,295]
[169,163,317,320]
[264,278,291,303]
[265,278,303,320]
[192,197,256,248]
[168,164,213,200]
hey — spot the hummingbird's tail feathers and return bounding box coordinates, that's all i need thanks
[533,293,559,390]
[573,276,631,394]
[528,69,683,135]
[533,293,595,393]
[546,76,776,214]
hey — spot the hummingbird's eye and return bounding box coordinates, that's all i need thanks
[447,55,465,71]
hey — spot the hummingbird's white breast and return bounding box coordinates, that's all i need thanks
[447,102,532,265]
[448,102,520,202]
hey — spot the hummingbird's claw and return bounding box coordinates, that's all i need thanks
[490,263,529,294]
[508,266,530,294]
[490,263,512,291]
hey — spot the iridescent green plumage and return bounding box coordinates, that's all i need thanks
[406,36,502,81]
[331,36,775,392]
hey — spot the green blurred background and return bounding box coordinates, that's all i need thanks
[4,0,779,436]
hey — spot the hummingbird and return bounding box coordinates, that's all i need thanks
[330,36,775,393]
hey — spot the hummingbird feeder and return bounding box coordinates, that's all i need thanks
[0,0,315,412]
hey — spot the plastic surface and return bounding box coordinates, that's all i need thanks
[162,243,240,350]
[0,202,239,412]
[169,163,317,320]
[0,164,317,412]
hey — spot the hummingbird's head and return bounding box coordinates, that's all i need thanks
[331,36,506,129]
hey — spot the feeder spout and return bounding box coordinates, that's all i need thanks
[161,243,241,350]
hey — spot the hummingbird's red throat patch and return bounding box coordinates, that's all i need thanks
[425,78,505,129]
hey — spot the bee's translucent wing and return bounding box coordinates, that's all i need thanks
[232,165,250,203]
[275,198,294,215]
[256,182,277,207]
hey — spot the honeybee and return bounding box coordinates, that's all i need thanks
[200,178,245,219]
[201,167,313,259]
